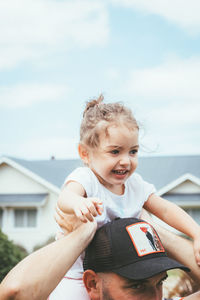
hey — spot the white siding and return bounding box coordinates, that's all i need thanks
[0,163,58,252]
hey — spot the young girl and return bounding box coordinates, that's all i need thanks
[49,95,200,300]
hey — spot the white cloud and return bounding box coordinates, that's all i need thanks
[0,83,68,108]
[119,56,200,156]
[110,0,200,34]
[0,0,109,70]
[125,56,200,106]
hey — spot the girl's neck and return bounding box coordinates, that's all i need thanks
[90,168,125,195]
[107,184,125,195]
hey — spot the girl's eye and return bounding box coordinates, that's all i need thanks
[130,149,138,155]
[111,149,119,154]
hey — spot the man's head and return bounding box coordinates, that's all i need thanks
[83,217,189,300]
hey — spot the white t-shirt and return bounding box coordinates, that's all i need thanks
[65,167,155,278]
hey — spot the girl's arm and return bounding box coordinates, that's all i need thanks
[57,181,102,222]
[58,181,86,214]
[144,194,200,240]
[144,194,200,264]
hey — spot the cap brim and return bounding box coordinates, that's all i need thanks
[112,256,190,280]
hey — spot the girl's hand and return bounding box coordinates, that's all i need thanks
[193,236,200,266]
[54,204,83,234]
[73,197,103,222]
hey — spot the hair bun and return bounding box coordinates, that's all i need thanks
[83,94,104,116]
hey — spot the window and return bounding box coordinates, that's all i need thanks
[0,208,3,228]
[14,209,37,228]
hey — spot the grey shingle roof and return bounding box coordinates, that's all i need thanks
[9,156,83,188]
[5,155,200,190]
[137,155,200,190]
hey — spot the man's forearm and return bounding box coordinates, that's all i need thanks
[140,209,200,284]
[0,221,96,300]
[152,221,200,284]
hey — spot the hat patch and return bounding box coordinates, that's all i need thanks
[126,222,165,257]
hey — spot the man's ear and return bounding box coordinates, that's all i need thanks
[78,144,90,165]
[83,270,101,299]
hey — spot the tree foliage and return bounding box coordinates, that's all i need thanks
[0,229,27,282]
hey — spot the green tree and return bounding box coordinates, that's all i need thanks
[0,229,27,282]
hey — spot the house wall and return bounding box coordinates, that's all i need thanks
[153,179,200,234]
[0,163,47,193]
[170,180,200,193]
[0,163,58,252]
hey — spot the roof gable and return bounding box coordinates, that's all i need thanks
[156,173,200,196]
[0,157,60,194]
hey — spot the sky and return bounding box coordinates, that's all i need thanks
[1,0,200,160]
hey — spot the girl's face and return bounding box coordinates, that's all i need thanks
[85,124,139,195]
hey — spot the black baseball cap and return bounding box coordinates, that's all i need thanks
[83,217,190,280]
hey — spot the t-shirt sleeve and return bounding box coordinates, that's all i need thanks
[134,173,156,203]
[64,167,94,197]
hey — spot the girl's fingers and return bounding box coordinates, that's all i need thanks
[90,198,103,215]
[74,198,103,222]
[85,200,98,217]
[74,207,88,223]
[96,206,103,215]
[92,198,103,207]
[80,204,94,222]
[54,211,60,223]
[55,204,65,218]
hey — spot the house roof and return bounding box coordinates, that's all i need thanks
[1,155,200,193]
[8,156,83,188]
[0,193,48,207]
[136,155,200,192]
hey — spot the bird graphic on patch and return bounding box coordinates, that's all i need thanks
[126,222,165,256]
[140,226,158,251]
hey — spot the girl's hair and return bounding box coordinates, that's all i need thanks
[80,95,139,148]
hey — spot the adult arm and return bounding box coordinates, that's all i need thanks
[153,220,200,284]
[141,209,200,283]
[159,227,200,299]
[0,220,97,300]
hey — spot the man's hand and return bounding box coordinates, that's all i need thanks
[55,204,99,234]
[55,205,83,234]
